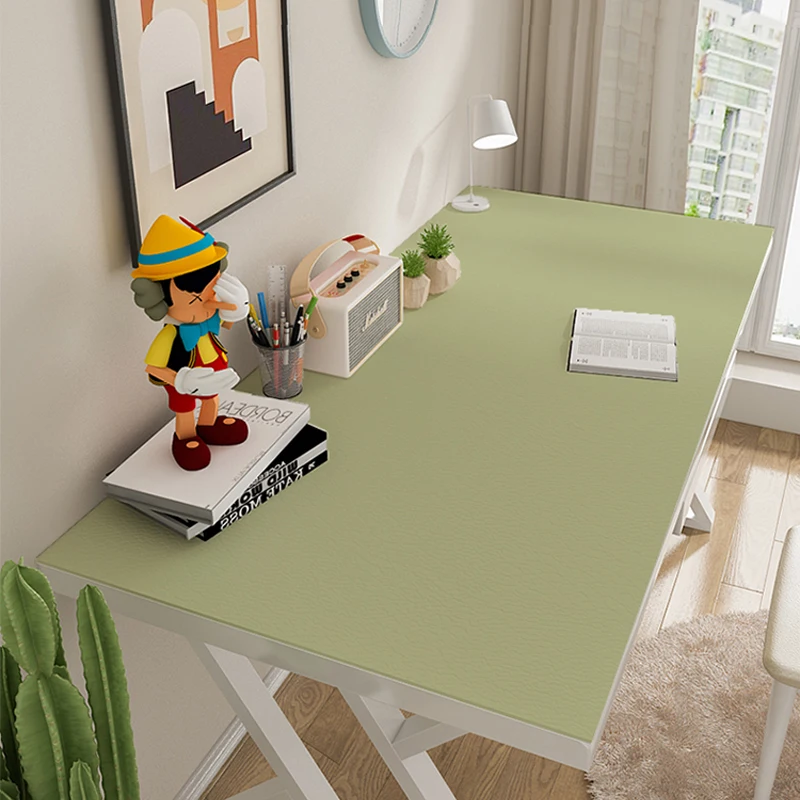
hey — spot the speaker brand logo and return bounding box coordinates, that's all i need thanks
[362,298,389,332]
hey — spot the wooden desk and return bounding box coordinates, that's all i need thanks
[38,190,772,799]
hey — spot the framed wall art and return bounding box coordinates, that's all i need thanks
[101,0,294,262]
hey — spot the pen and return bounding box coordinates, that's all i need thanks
[290,304,304,345]
[306,295,318,319]
[257,292,270,330]
[272,323,280,349]
[283,321,291,347]
[246,312,269,347]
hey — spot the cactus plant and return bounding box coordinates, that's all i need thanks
[0,561,140,800]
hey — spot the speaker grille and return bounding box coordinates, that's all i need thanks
[348,268,402,372]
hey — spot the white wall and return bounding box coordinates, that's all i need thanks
[0,1,523,796]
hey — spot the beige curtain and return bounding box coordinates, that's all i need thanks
[514,0,699,213]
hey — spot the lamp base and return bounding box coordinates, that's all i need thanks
[451,194,490,213]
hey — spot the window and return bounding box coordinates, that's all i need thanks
[703,53,773,87]
[737,108,764,132]
[722,195,749,213]
[694,123,721,144]
[732,133,761,153]
[726,175,754,194]
[728,154,759,174]
[701,78,770,112]
[688,144,718,164]
[686,1,788,224]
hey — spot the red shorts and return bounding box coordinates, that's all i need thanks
[165,351,228,413]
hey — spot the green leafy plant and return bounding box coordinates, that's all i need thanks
[0,561,140,800]
[401,250,427,279]
[417,223,455,260]
[685,203,700,217]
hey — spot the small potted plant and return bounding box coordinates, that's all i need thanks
[401,249,431,310]
[418,223,461,295]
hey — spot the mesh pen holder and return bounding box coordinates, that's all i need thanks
[255,340,305,399]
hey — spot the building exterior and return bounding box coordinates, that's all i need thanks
[686,0,784,221]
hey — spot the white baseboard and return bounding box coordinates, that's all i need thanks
[174,667,291,800]
[724,352,800,435]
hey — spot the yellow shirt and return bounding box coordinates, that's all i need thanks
[144,326,220,367]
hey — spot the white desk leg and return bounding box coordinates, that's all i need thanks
[342,691,462,800]
[191,642,338,800]
[674,488,716,535]
[686,487,715,532]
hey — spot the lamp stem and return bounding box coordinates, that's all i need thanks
[467,100,474,201]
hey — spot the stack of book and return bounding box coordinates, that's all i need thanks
[104,389,327,540]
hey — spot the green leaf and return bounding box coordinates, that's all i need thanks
[0,780,19,800]
[401,249,427,278]
[0,749,7,781]
[418,223,454,259]
[69,762,100,800]
[15,674,99,800]
[0,647,25,796]
[1,566,56,676]
[77,586,140,800]
[18,565,68,675]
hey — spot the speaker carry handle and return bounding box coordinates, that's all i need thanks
[290,235,381,340]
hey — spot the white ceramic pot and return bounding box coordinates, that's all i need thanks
[424,253,461,294]
[403,273,431,309]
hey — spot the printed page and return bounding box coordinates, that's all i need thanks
[574,308,675,344]
[569,334,677,380]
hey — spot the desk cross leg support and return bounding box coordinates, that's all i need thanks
[342,690,464,800]
[190,641,338,800]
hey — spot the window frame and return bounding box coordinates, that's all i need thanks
[744,7,800,361]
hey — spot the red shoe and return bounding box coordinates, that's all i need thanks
[196,416,249,446]
[172,434,211,471]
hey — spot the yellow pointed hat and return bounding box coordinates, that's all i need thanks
[132,215,228,280]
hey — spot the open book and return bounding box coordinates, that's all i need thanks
[568,308,677,381]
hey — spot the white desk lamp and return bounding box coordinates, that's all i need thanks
[451,96,518,213]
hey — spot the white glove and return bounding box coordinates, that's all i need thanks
[215,274,249,323]
[173,366,240,396]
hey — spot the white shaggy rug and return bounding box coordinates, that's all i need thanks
[588,611,800,799]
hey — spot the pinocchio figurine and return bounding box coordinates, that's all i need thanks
[131,215,250,471]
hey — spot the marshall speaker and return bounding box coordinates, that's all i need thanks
[290,234,403,378]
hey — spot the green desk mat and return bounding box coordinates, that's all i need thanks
[39,190,772,742]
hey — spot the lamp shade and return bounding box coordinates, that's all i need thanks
[472,99,517,150]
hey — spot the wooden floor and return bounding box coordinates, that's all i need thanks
[200,421,800,800]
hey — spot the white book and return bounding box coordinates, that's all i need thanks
[119,425,328,540]
[103,389,310,522]
[567,308,677,381]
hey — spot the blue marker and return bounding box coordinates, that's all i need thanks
[257,291,270,330]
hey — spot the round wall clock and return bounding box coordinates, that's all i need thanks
[359,0,439,58]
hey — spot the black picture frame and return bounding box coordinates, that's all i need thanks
[99,0,295,265]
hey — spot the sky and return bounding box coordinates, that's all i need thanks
[760,0,791,22]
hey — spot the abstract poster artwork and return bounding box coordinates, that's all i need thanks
[103,0,294,260]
